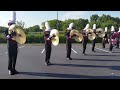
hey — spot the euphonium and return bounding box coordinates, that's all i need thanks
[50,29,59,46]
[96,28,105,38]
[8,24,26,44]
[86,29,96,40]
[70,29,83,42]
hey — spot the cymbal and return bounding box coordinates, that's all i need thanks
[13,28,26,44]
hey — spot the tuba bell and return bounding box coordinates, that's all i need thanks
[86,29,96,40]
[96,28,105,38]
[50,29,59,46]
[8,25,26,44]
[70,29,83,42]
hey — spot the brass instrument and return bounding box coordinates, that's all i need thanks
[96,28,105,38]
[86,29,96,40]
[70,29,83,42]
[8,25,26,44]
[50,29,59,46]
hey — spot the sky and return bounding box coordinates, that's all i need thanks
[0,11,120,28]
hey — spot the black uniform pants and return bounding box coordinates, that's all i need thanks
[116,41,119,48]
[8,46,18,71]
[66,41,72,58]
[109,44,113,51]
[45,44,51,63]
[102,38,106,48]
[83,42,87,54]
[92,39,96,51]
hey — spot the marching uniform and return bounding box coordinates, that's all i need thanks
[108,26,117,52]
[82,24,89,55]
[92,24,96,52]
[66,23,74,60]
[44,22,52,65]
[4,11,19,75]
[116,28,120,48]
[102,27,108,48]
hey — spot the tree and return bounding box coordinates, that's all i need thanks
[90,14,99,22]
[16,20,25,29]
[28,25,42,32]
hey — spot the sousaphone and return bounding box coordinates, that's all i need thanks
[86,29,96,40]
[70,29,83,42]
[96,28,105,38]
[9,25,26,44]
[50,29,59,46]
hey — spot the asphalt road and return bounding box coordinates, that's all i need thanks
[0,43,120,79]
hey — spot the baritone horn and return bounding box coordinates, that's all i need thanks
[96,28,105,38]
[9,25,26,44]
[50,29,59,46]
[70,29,83,42]
[86,29,96,40]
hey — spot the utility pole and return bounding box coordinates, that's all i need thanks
[57,11,58,30]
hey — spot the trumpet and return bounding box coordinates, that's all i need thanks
[70,29,83,42]
[50,29,59,46]
[8,25,26,44]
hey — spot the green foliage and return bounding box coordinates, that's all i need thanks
[0,34,6,43]
[27,25,42,32]
[26,33,44,43]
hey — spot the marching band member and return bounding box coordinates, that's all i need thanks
[65,23,75,60]
[108,26,116,52]
[4,11,19,75]
[82,24,89,55]
[102,27,108,48]
[44,22,55,65]
[116,27,120,48]
[92,24,97,52]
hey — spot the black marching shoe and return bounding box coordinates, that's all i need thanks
[9,70,15,75]
[13,70,19,74]
[83,53,86,55]
[48,61,52,65]
[92,50,95,52]
[66,57,72,60]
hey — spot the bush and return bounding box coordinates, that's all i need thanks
[0,34,6,43]
[26,34,44,43]
[0,33,104,44]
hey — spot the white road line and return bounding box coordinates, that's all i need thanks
[41,48,45,53]
[90,46,109,53]
[72,48,77,53]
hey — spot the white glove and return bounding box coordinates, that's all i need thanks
[6,35,10,38]
[47,38,50,40]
